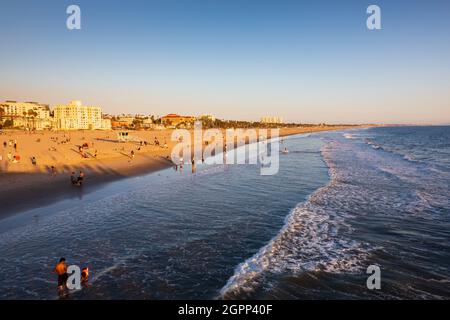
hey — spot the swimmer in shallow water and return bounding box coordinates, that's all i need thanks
[53,258,68,296]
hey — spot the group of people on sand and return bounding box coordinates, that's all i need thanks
[70,171,85,186]
[2,139,21,164]
[78,142,97,159]
[50,135,71,145]
[53,258,89,297]
[153,137,168,148]
[78,145,88,158]
[3,139,18,151]
[127,138,168,161]
[5,152,21,163]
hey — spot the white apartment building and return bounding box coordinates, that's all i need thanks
[1,101,50,119]
[54,100,103,130]
[1,101,52,130]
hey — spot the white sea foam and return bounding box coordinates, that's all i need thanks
[219,141,369,298]
[343,133,358,140]
[220,130,450,298]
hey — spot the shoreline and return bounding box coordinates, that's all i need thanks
[0,157,172,219]
[0,126,369,217]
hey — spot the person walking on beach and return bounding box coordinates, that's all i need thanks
[53,258,68,295]
[130,150,135,159]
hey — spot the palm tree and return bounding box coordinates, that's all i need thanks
[0,105,4,126]
[28,109,38,129]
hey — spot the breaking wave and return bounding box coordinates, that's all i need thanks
[220,141,370,298]
[221,127,450,299]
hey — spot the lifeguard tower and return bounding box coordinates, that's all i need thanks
[117,131,130,142]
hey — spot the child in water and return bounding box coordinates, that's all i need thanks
[53,258,68,296]
[81,267,89,287]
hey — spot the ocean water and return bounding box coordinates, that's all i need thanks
[0,126,449,299]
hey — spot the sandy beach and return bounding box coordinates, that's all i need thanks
[0,125,363,215]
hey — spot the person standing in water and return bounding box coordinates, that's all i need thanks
[191,157,196,173]
[53,258,68,295]
[81,267,89,287]
[70,172,77,185]
[77,171,84,185]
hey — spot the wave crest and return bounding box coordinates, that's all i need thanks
[220,141,369,298]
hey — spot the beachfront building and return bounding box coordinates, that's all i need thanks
[0,101,50,118]
[0,101,52,130]
[198,114,216,122]
[160,114,196,127]
[111,120,131,129]
[111,115,135,129]
[260,116,283,124]
[117,116,135,126]
[54,100,103,130]
[10,117,54,130]
[141,118,154,129]
[101,118,112,130]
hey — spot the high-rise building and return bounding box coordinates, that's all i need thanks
[54,100,103,130]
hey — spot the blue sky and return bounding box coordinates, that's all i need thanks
[1,0,449,124]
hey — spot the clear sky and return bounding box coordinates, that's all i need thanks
[1,0,449,124]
